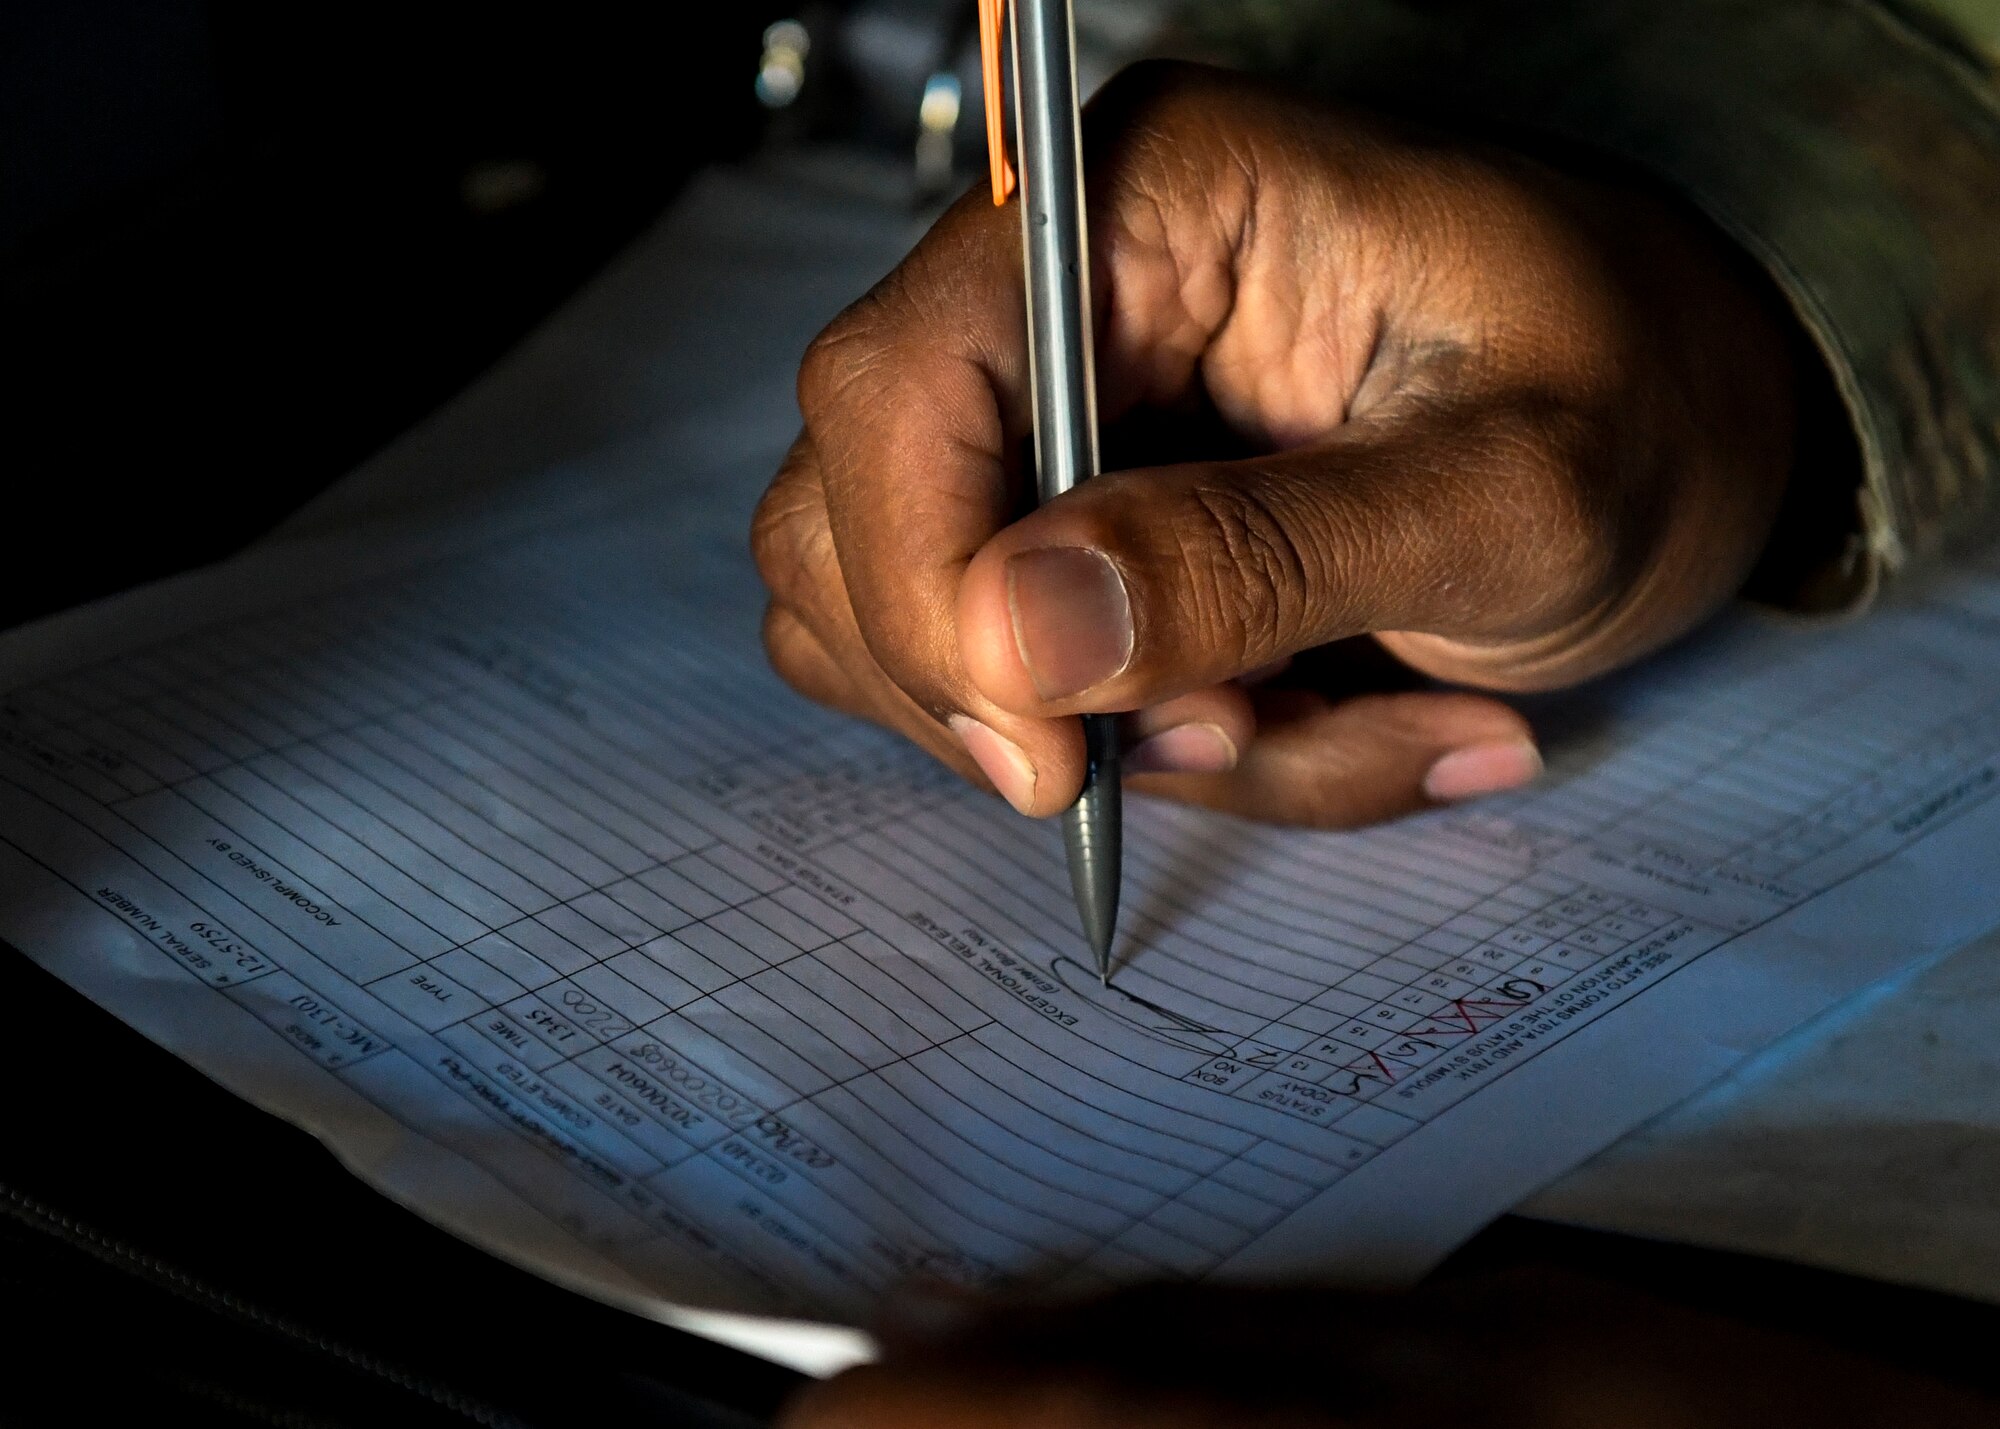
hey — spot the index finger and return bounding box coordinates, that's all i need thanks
[796,188,1028,725]
[796,68,1270,801]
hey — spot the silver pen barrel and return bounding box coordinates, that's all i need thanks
[1010,0,1122,980]
[1011,0,1096,504]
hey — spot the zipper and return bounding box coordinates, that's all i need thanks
[0,1179,531,1428]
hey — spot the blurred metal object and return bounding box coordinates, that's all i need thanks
[756,20,812,108]
[914,70,964,196]
[753,0,1169,208]
[841,0,976,170]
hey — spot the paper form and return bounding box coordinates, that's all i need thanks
[5,499,2000,1374]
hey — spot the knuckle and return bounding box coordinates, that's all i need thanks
[761,605,848,713]
[1088,61,1251,212]
[748,472,824,604]
[795,323,850,421]
[748,466,794,575]
[796,303,888,426]
[797,248,957,431]
[760,604,814,687]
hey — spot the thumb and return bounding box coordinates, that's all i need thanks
[956,410,1599,717]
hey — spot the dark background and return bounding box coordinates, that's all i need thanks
[3,2,788,625]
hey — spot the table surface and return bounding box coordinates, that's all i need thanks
[277,144,2000,1313]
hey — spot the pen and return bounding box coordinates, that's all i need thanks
[980,0,1122,983]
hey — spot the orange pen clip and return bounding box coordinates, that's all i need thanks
[977,0,1017,204]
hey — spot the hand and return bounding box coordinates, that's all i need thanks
[753,61,1799,826]
[778,1273,1999,1429]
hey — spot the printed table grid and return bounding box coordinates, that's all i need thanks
[6,554,2000,1321]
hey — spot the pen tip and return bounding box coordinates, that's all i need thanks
[1084,916,1114,986]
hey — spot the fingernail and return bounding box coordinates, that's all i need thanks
[1125,722,1238,775]
[1005,546,1133,700]
[1423,739,1544,803]
[951,714,1038,814]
